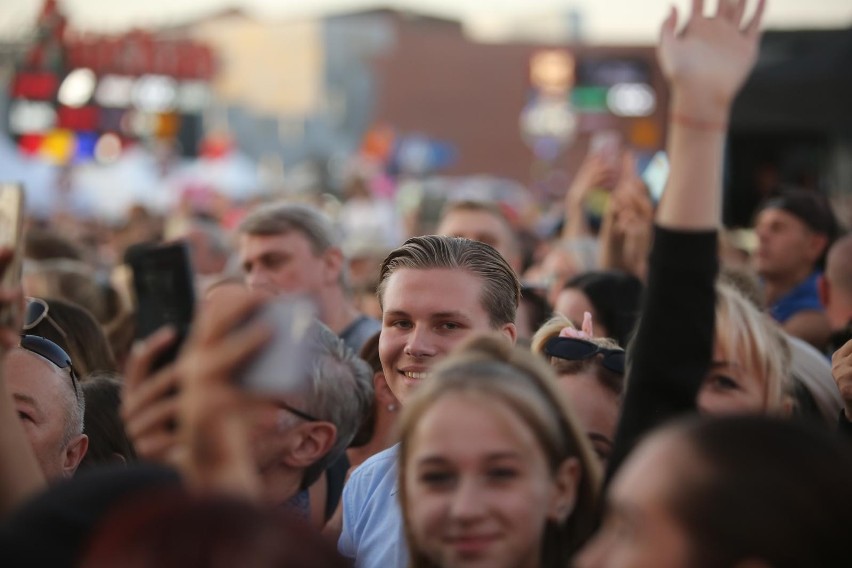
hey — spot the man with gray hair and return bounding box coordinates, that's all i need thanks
[238,202,380,352]
[249,319,374,513]
[5,336,88,481]
[122,298,374,523]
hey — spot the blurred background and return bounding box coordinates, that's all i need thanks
[0,0,850,229]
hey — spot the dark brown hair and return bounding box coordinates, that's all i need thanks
[669,416,852,568]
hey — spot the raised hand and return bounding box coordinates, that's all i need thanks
[659,0,766,117]
[121,327,184,463]
[174,289,273,498]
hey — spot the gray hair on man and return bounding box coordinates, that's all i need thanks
[238,201,339,255]
[64,375,86,445]
[298,321,374,487]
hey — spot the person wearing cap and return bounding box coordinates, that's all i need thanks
[753,189,839,349]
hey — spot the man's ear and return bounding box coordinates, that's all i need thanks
[546,457,581,524]
[283,423,337,469]
[500,322,518,345]
[806,233,829,265]
[818,273,830,307]
[322,247,345,286]
[62,434,88,477]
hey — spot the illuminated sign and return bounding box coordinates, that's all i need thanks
[530,50,575,96]
[11,72,58,100]
[9,100,56,134]
[57,68,96,108]
[607,83,656,117]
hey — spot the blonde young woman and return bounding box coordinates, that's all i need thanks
[532,280,794,470]
[397,335,600,568]
[531,315,625,466]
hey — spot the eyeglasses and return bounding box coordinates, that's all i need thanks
[23,297,68,339]
[543,337,626,375]
[279,402,320,423]
[20,335,80,400]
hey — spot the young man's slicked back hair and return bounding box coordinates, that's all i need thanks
[237,202,337,255]
[377,235,520,327]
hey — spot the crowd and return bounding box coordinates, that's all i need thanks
[2,1,852,566]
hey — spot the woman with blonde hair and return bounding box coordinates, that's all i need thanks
[702,282,793,415]
[531,315,625,465]
[397,335,600,568]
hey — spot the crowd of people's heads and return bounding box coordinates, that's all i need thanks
[3,2,852,567]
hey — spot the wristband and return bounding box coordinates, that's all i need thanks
[670,112,728,132]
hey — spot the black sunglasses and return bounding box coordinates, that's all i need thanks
[543,337,626,375]
[20,335,80,400]
[23,297,68,339]
[279,402,320,423]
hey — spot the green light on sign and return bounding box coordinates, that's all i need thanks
[571,86,609,113]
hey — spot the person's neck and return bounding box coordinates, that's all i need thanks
[260,466,303,507]
[317,287,361,336]
[347,408,397,470]
[763,266,816,307]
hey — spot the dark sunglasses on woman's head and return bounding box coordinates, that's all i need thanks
[19,335,80,400]
[23,297,68,339]
[543,336,626,375]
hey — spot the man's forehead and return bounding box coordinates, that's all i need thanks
[240,231,316,257]
[4,348,71,398]
[382,268,488,316]
[756,207,808,229]
[441,209,507,235]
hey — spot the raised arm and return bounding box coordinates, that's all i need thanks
[657,0,764,229]
[607,0,767,479]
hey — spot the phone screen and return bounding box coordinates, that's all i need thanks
[589,130,621,170]
[0,184,25,328]
[238,298,316,396]
[128,241,196,371]
[642,151,670,203]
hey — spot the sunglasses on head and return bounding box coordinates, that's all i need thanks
[19,335,80,400]
[279,402,320,423]
[543,336,626,375]
[23,297,68,339]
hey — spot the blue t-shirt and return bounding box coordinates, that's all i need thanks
[338,444,407,568]
[769,272,825,324]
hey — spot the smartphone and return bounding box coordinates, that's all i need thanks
[589,130,621,170]
[238,298,316,396]
[642,151,670,203]
[0,184,25,328]
[127,241,196,371]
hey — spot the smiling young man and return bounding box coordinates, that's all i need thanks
[338,235,520,567]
